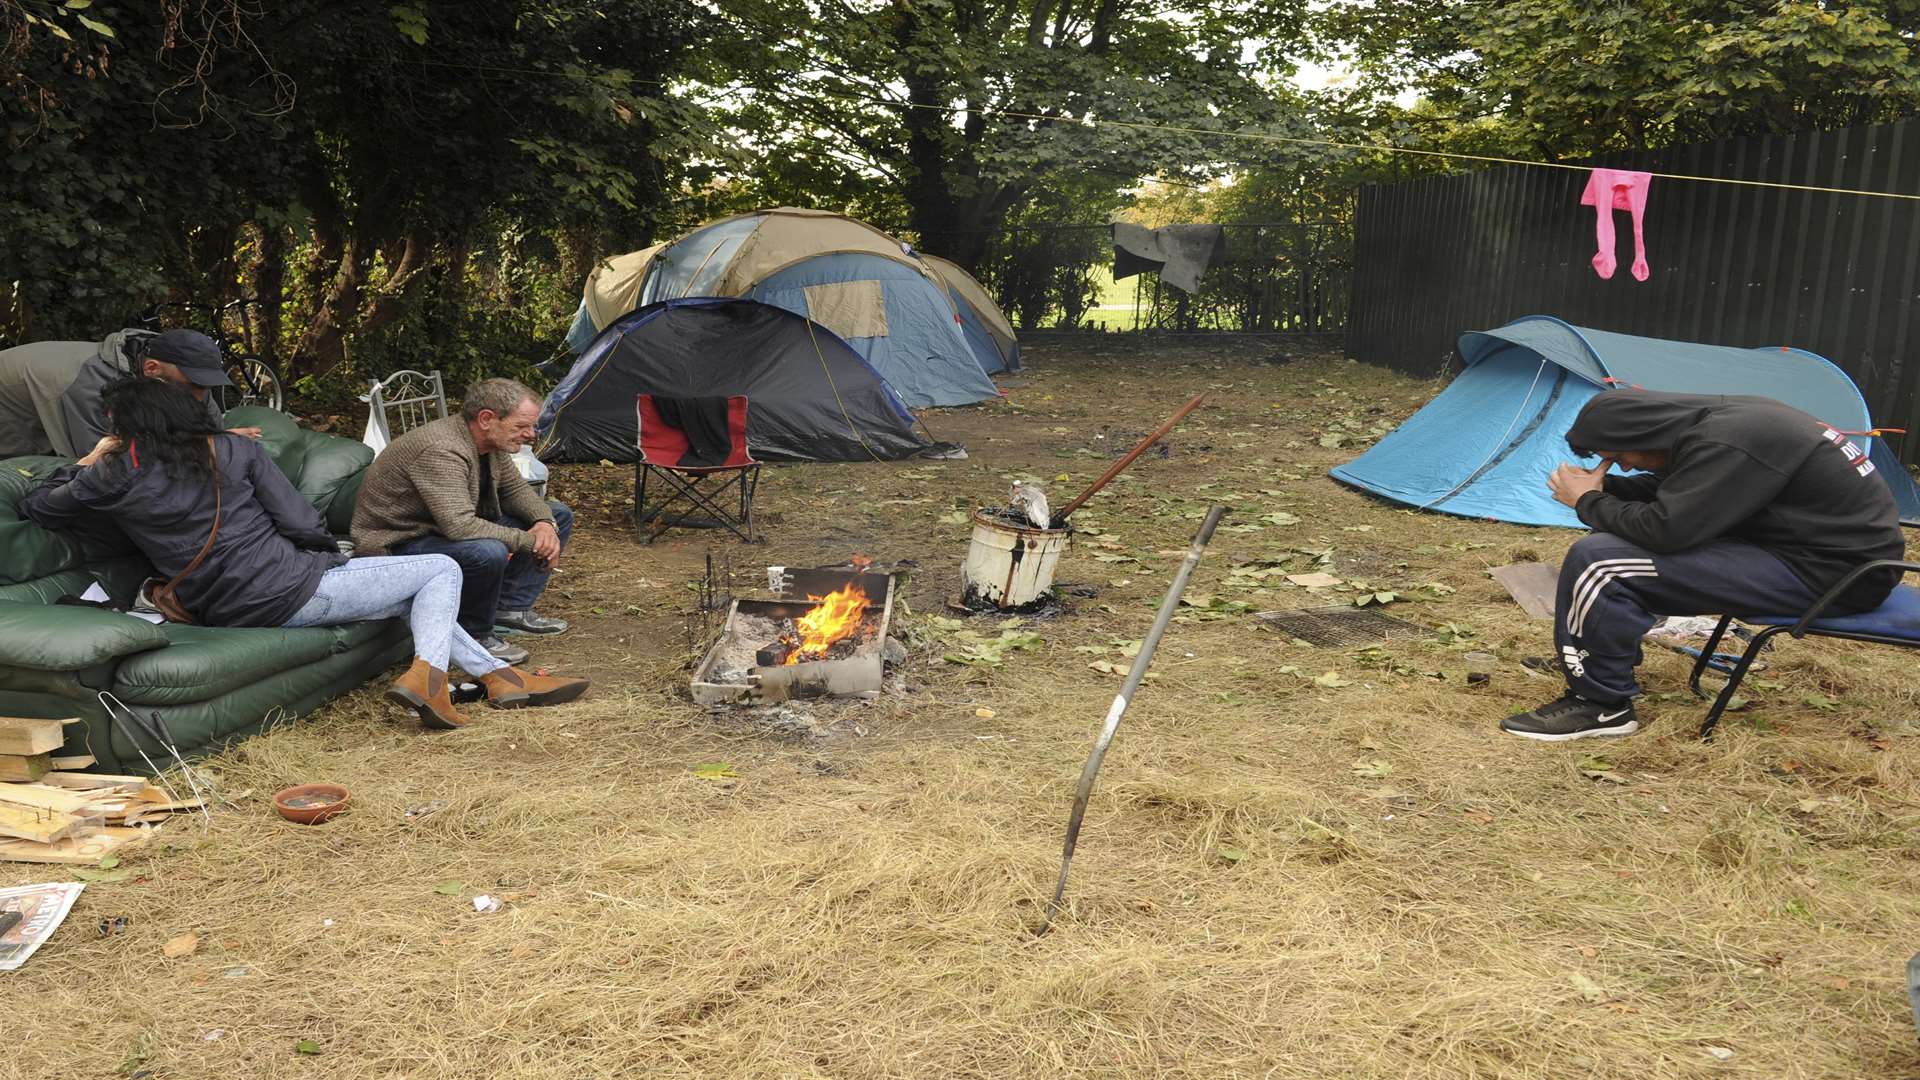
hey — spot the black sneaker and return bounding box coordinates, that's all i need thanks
[1500,693,1639,741]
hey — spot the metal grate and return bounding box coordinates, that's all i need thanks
[1253,606,1431,648]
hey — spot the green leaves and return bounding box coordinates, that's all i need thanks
[433,881,463,896]
[389,5,429,45]
[693,762,740,780]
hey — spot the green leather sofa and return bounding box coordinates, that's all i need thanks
[0,406,412,774]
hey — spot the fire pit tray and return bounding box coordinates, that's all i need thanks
[691,569,897,705]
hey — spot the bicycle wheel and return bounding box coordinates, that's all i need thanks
[221,354,285,412]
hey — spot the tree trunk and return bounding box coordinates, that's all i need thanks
[247,223,287,368]
[356,228,435,341]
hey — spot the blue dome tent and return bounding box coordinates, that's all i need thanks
[1332,317,1920,527]
[599,208,1004,408]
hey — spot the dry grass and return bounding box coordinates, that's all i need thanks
[6,336,1918,1079]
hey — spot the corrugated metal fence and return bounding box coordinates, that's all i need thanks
[1348,117,1920,465]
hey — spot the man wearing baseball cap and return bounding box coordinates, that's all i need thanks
[0,327,258,458]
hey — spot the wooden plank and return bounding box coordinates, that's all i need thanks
[0,803,85,844]
[48,754,95,771]
[0,826,154,865]
[0,783,99,816]
[37,772,145,792]
[0,754,52,783]
[1490,562,1561,621]
[0,717,69,757]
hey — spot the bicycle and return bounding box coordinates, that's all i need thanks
[133,299,286,413]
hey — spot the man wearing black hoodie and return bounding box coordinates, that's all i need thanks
[1501,390,1905,741]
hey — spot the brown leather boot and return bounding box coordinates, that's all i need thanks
[386,659,470,730]
[479,666,591,709]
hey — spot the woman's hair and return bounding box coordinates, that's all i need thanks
[100,377,224,476]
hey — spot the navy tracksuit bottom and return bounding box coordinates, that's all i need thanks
[1554,532,1820,704]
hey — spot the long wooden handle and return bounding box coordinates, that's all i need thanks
[1050,394,1204,525]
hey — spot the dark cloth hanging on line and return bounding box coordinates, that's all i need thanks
[1110,223,1229,293]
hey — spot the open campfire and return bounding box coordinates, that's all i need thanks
[692,562,897,704]
[755,579,873,667]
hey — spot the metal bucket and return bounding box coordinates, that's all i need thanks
[961,509,1068,608]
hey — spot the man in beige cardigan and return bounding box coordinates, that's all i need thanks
[352,378,573,664]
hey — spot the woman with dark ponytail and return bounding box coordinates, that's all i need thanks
[24,378,586,729]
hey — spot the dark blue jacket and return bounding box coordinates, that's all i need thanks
[24,434,345,626]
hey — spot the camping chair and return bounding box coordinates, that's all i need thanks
[633,394,761,543]
[1690,559,1920,738]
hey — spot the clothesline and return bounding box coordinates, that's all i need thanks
[404,55,1920,202]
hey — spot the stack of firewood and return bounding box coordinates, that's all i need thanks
[0,717,204,864]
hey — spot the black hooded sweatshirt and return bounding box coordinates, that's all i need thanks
[1564,391,1904,613]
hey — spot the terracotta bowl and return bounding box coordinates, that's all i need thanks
[272,783,350,825]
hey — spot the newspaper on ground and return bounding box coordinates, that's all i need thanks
[0,882,86,972]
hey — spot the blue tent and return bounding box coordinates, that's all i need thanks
[628,209,1003,408]
[1332,317,1920,527]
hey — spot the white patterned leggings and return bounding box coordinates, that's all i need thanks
[283,554,506,676]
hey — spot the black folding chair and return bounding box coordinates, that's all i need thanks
[1691,559,1920,738]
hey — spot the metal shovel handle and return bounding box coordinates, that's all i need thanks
[1043,504,1227,930]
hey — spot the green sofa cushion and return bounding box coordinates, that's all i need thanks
[109,620,396,706]
[227,406,373,535]
[0,600,170,670]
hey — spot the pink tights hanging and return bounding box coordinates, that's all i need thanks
[1580,168,1651,281]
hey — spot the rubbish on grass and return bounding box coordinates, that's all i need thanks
[0,881,85,971]
[473,894,503,913]
[1489,562,1559,621]
[272,783,350,825]
[97,916,130,937]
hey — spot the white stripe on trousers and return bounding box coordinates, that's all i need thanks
[1571,568,1661,638]
[1566,558,1656,635]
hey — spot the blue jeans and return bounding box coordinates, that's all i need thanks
[391,502,573,639]
[284,554,504,676]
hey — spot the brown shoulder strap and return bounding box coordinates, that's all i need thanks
[164,437,223,589]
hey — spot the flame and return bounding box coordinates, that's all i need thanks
[784,580,870,664]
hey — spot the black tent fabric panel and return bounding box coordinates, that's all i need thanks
[539,300,930,464]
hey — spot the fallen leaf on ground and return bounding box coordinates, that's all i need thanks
[295,1039,322,1055]
[1287,572,1342,588]
[1576,945,1599,958]
[693,762,740,780]
[1820,975,1851,990]
[162,933,199,959]
[1350,759,1392,778]
[974,707,994,718]
[1314,671,1352,688]
[1570,972,1609,1004]
[1216,846,1248,863]
[433,881,463,895]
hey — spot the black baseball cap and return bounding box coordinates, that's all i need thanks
[142,329,231,387]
